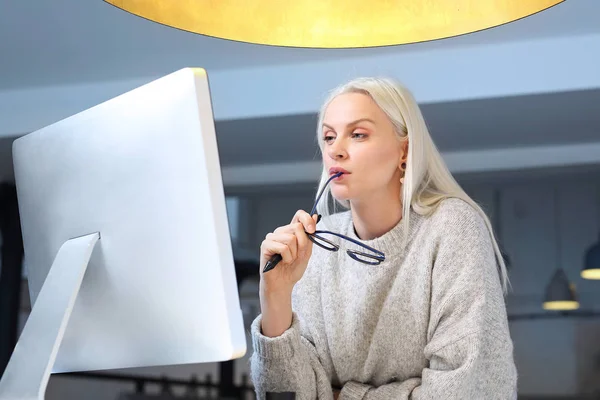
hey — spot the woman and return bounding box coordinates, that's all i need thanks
[249,77,517,399]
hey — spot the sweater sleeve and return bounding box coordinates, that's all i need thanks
[339,332,516,400]
[339,202,518,400]
[249,311,334,400]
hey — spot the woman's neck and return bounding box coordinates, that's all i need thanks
[350,190,403,240]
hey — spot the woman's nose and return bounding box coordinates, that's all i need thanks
[327,140,347,160]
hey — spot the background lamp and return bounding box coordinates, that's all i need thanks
[543,269,580,311]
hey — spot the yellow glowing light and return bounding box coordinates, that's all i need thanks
[542,301,580,311]
[104,0,564,48]
[581,268,600,280]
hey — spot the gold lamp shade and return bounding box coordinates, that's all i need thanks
[105,0,564,48]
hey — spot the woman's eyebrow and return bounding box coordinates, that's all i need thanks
[322,118,376,131]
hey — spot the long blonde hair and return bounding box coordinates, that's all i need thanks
[314,77,509,293]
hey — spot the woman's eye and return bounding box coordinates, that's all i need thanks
[323,135,335,143]
[351,132,367,139]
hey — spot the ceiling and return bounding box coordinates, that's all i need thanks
[1,0,599,90]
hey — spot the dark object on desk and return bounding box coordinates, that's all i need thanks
[266,392,296,400]
[119,395,200,399]
[70,369,257,399]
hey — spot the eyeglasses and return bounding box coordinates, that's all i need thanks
[307,173,386,265]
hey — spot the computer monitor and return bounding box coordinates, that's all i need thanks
[0,68,246,400]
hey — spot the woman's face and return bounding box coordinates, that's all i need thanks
[321,92,407,203]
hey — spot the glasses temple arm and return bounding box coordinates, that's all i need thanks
[310,172,342,215]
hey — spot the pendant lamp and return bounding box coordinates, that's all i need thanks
[543,188,579,311]
[582,185,600,280]
[104,1,564,48]
[543,269,579,311]
[583,236,600,280]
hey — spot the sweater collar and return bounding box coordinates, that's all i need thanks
[343,207,424,257]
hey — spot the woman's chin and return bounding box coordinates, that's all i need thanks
[330,187,352,202]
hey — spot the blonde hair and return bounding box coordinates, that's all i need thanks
[315,77,509,293]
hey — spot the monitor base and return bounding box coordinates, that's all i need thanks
[0,232,100,400]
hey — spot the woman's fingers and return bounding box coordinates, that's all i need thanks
[292,222,310,258]
[259,211,320,288]
[291,209,318,234]
[261,239,293,264]
[264,218,316,264]
[266,232,298,261]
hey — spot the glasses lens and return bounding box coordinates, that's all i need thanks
[348,250,384,265]
[310,232,385,265]
[309,233,338,251]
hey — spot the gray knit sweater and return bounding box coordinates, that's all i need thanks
[249,198,517,399]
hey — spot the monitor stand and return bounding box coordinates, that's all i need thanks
[0,233,100,400]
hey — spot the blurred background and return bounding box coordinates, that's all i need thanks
[1,0,600,399]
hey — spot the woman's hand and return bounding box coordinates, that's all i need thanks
[258,210,319,337]
[259,209,319,295]
[333,389,340,400]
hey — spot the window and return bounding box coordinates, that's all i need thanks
[225,196,239,243]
